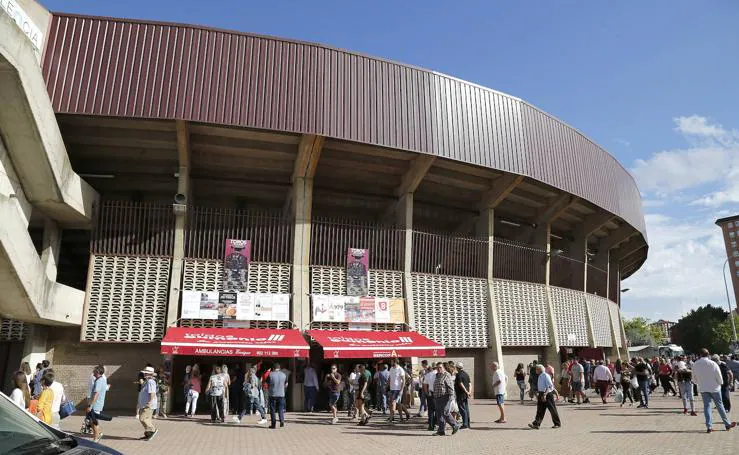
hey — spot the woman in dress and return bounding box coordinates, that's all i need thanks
[220,364,231,419]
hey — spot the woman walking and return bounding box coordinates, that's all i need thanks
[10,371,31,410]
[185,365,201,417]
[559,362,571,402]
[206,365,226,423]
[514,363,527,404]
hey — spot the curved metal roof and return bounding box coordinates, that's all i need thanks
[41,13,646,240]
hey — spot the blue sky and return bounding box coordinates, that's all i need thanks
[41,0,739,321]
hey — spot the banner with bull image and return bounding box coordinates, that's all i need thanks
[223,239,251,291]
[346,248,369,296]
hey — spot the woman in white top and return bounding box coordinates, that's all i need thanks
[10,371,31,410]
[220,364,231,419]
[44,370,66,429]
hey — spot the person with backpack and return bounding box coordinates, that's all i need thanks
[205,365,226,423]
[238,367,267,424]
[375,363,389,415]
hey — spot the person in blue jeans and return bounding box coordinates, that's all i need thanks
[267,363,288,429]
[238,368,267,425]
[633,358,651,408]
[692,349,736,433]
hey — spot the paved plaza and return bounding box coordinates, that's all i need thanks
[61,390,738,455]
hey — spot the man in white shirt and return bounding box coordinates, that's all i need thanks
[593,361,613,404]
[347,365,359,419]
[491,362,507,423]
[387,358,405,423]
[692,349,736,433]
[422,364,437,431]
[302,365,319,412]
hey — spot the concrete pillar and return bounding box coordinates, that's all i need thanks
[482,208,505,397]
[396,193,415,329]
[542,224,561,372]
[40,218,61,281]
[290,176,313,411]
[22,324,48,368]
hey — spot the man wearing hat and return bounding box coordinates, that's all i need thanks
[454,362,472,429]
[138,366,159,441]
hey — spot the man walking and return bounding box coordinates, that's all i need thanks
[528,364,561,430]
[634,358,652,408]
[455,362,472,429]
[593,360,613,404]
[490,362,507,424]
[325,364,342,424]
[86,365,107,443]
[387,358,405,423]
[303,364,319,412]
[376,363,390,415]
[422,361,437,431]
[692,349,735,433]
[717,355,733,412]
[570,357,585,404]
[268,363,288,429]
[138,366,159,441]
[432,362,459,436]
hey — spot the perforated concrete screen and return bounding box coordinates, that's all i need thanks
[182,260,292,294]
[310,266,404,298]
[608,301,623,346]
[83,255,170,342]
[412,273,489,348]
[494,279,550,346]
[586,294,613,347]
[550,286,589,347]
[0,318,27,341]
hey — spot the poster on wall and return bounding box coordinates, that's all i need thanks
[223,239,251,291]
[236,293,290,321]
[311,295,405,323]
[346,248,369,296]
[181,291,220,319]
[183,291,289,321]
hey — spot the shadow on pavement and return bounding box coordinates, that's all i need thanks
[591,430,705,434]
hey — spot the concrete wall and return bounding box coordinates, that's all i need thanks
[47,327,162,411]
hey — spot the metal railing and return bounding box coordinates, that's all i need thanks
[412,229,488,278]
[91,200,175,256]
[310,217,404,270]
[493,239,546,284]
[587,263,608,297]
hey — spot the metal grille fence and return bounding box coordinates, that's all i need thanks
[493,239,546,283]
[186,207,292,263]
[83,255,171,342]
[311,218,403,270]
[549,286,589,347]
[92,201,175,256]
[412,230,487,278]
[411,273,489,348]
[551,255,584,289]
[587,264,608,297]
[494,279,550,346]
[586,294,613,347]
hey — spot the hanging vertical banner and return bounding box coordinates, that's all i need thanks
[223,239,251,291]
[346,248,369,296]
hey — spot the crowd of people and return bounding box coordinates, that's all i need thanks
[4,349,738,444]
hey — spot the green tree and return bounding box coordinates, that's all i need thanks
[623,317,663,346]
[671,305,733,354]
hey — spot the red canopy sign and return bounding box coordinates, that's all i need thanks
[306,330,445,359]
[161,328,309,358]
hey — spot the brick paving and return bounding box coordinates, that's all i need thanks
[62,390,738,455]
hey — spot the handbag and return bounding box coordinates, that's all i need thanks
[60,400,76,419]
[630,377,638,389]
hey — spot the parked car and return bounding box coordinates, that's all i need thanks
[0,391,122,454]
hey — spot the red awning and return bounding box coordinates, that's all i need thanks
[306,330,445,359]
[161,328,309,358]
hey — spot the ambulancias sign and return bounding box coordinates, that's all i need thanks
[0,0,43,55]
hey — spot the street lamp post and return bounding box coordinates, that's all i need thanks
[721,258,738,343]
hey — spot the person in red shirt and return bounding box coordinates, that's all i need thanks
[658,358,677,396]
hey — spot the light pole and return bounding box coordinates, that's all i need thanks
[721,258,738,343]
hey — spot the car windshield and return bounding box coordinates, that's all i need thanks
[0,392,62,453]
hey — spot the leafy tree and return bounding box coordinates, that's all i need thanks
[623,317,663,346]
[671,305,733,354]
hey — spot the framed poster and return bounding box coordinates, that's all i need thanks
[346,248,369,296]
[311,295,405,324]
[183,291,289,321]
[223,239,251,291]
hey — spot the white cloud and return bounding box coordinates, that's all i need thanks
[630,115,739,207]
[621,213,728,321]
[614,138,631,147]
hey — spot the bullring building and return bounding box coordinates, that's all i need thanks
[0,1,647,411]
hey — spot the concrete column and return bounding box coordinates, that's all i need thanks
[396,193,415,329]
[40,218,61,281]
[542,224,561,371]
[482,208,505,397]
[22,324,48,368]
[291,177,313,331]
